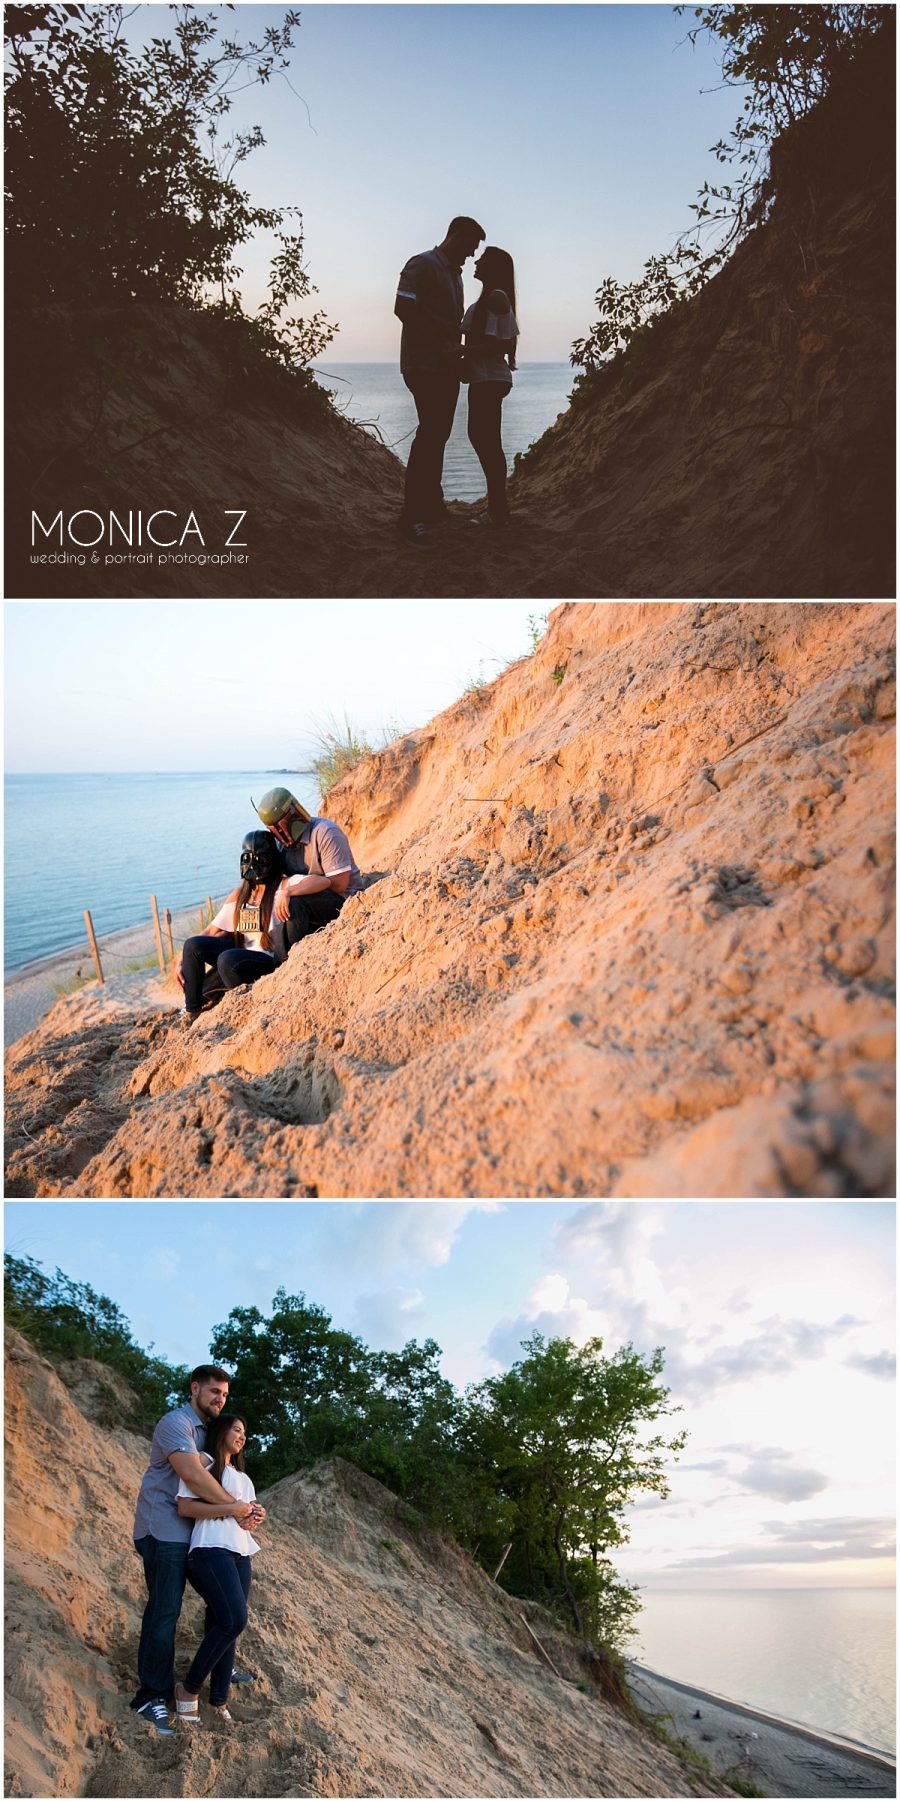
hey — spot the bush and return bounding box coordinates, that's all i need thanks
[571,4,886,374]
[4,4,335,367]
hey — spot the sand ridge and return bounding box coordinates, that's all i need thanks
[4,601,895,1200]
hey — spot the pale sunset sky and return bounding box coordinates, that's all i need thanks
[5,1201,894,1591]
[116,3,743,362]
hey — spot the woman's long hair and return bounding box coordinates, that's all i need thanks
[231,877,280,951]
[204,1412,247,1483]
[470,246,517,347]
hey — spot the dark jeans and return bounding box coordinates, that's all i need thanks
[467,381,510,520]
[184,1549,253,1706]
[402,373,460,522]
[270,891,345,967]
[181,932,274,1013]
[132,1534,189,1707]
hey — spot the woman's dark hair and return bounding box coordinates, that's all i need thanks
[205,1413,247,1482]
[231,877,280,952]
[470,247,517,361]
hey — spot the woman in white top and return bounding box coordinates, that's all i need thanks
[175,830,282,1025]
[462,247,519,527]
[174,1413,266,1723]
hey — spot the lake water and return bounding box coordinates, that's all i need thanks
[314,361,574,501]
[4,771,322,973]
[634,1588,895,1753]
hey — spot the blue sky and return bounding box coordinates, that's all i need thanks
[4,600,539,772]
[118,4,742,359]
[5,1200,894,1588]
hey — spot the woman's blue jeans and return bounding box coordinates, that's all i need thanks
[184,1548,253,1705]
[181,933,273,1013]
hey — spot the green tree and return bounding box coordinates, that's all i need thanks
[210,1287,373,1481]
[4,3,334,365]
[3,1251,186,1430]
[467,1334,685,1646]
[572,3,885,372]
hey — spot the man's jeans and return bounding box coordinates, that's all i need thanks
[132,1534,190,1707]
[184,1549,253,1706]
[402,373,460,522]
[270,891,345,967]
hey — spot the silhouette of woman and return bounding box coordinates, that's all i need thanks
[462,247,519,527]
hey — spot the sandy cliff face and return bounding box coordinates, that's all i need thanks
[4,1332,731,1799]
[4,602,895,1199]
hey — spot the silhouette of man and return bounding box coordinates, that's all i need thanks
[394,215,485,544]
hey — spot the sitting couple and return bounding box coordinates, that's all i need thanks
[395,215,519,544]
[176,785,363,1025]
[131,1365,265,1734]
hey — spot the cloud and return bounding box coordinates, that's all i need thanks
[737,1459,829,1502]
[668,1516,895,1571]
[485,1272,607,1368]
[665,1314,862,1400]
[846,1350,896,1381]
[148,1248,180,1282]
[353,1287,426,1349]
[333,1204,500,1275]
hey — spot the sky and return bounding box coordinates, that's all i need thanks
[3,600,539,772]
[5,1199,894,1591]
[116,2,743,360]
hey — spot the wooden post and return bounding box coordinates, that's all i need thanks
[197,908,205,932]
[492,1543,513,1582]
[163,908,174,959]
[83,910,105,985]
[206,894,214,924]
[150,895,166,975]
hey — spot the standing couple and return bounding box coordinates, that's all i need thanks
[130,1365,266,1734]
[395,215,519,544]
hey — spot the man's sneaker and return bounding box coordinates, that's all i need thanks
[136,1697,175,1737]
[398,520,430,546]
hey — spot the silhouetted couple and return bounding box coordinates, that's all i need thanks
[395,215,519,545]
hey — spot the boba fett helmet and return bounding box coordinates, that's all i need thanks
[240,830,283,885]
[253,786,312,848]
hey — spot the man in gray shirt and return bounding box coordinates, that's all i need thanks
[131,1363,256,1735]
[254,786,364,965]
[394,214,485,544]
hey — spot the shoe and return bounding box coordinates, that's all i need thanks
[136,1697,175,1738]
[230,1672,255,1685]
[180,1010,202,1027]
[398,520,430,546]
[175,1682,200,1724]
[211,1704,234,1722]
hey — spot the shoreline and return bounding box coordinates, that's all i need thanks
[4,901,221,1046]
[627,1661,895,1798]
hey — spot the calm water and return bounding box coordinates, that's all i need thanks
[634,1588,895,1753]
[314,361,574,501]
[4,771,322,973]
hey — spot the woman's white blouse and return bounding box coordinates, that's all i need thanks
[176,1454,261,1557]
[210,897,274,957]
[463,296,519,387]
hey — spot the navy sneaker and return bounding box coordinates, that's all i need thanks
[136,1697,174,1737]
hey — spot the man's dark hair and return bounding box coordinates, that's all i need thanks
[447,215,485,242]
[189,1363,230,1387]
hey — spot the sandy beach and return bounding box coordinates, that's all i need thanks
[627,1662,896,1798]
[3,900,221,1046]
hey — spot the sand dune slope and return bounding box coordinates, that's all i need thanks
[4,602,895,1199]
[4,1331,732,1800]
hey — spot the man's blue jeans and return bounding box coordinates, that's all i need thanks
[132,1534,189,1706]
